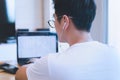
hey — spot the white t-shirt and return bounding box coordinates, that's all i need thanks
[26,41,120,80]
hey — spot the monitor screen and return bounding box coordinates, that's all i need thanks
[5,0,15,23]
[0,0,15,43]
[17,33,57,58]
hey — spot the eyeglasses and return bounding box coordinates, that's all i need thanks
[48,20,55,28]
[48,16,64,28]
[48,16,73,28]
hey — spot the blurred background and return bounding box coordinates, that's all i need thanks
[0,0,120,61]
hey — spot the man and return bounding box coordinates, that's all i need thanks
[15,0,120,80]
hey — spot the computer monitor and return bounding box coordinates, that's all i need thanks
[16,31,58,65]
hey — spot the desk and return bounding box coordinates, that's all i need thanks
[0,72,15,80]
[0,43,16,80]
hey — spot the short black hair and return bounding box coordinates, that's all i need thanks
[53,0,96,32]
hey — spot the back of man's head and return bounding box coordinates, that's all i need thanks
[53,0,96,32]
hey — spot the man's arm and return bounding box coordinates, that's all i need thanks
[15,66,28,80]
[15,56,49,80]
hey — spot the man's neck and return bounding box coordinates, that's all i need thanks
[67,31,93,46]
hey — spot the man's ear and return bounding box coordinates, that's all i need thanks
[62,22,67,30]
[63,15,69,30]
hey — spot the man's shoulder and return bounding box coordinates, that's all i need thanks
[47,53,60,59]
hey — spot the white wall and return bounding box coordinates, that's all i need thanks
[91,0,108,43]
[43,0,51,28]
[108,0,120,51]
[16,0,43,31]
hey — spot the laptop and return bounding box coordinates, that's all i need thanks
[16,31,58,66]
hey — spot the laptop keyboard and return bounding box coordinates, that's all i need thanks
[18,58,30,66]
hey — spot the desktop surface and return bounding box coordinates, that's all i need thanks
[0,71,15,80]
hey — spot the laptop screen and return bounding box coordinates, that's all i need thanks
[17,32,58,59]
